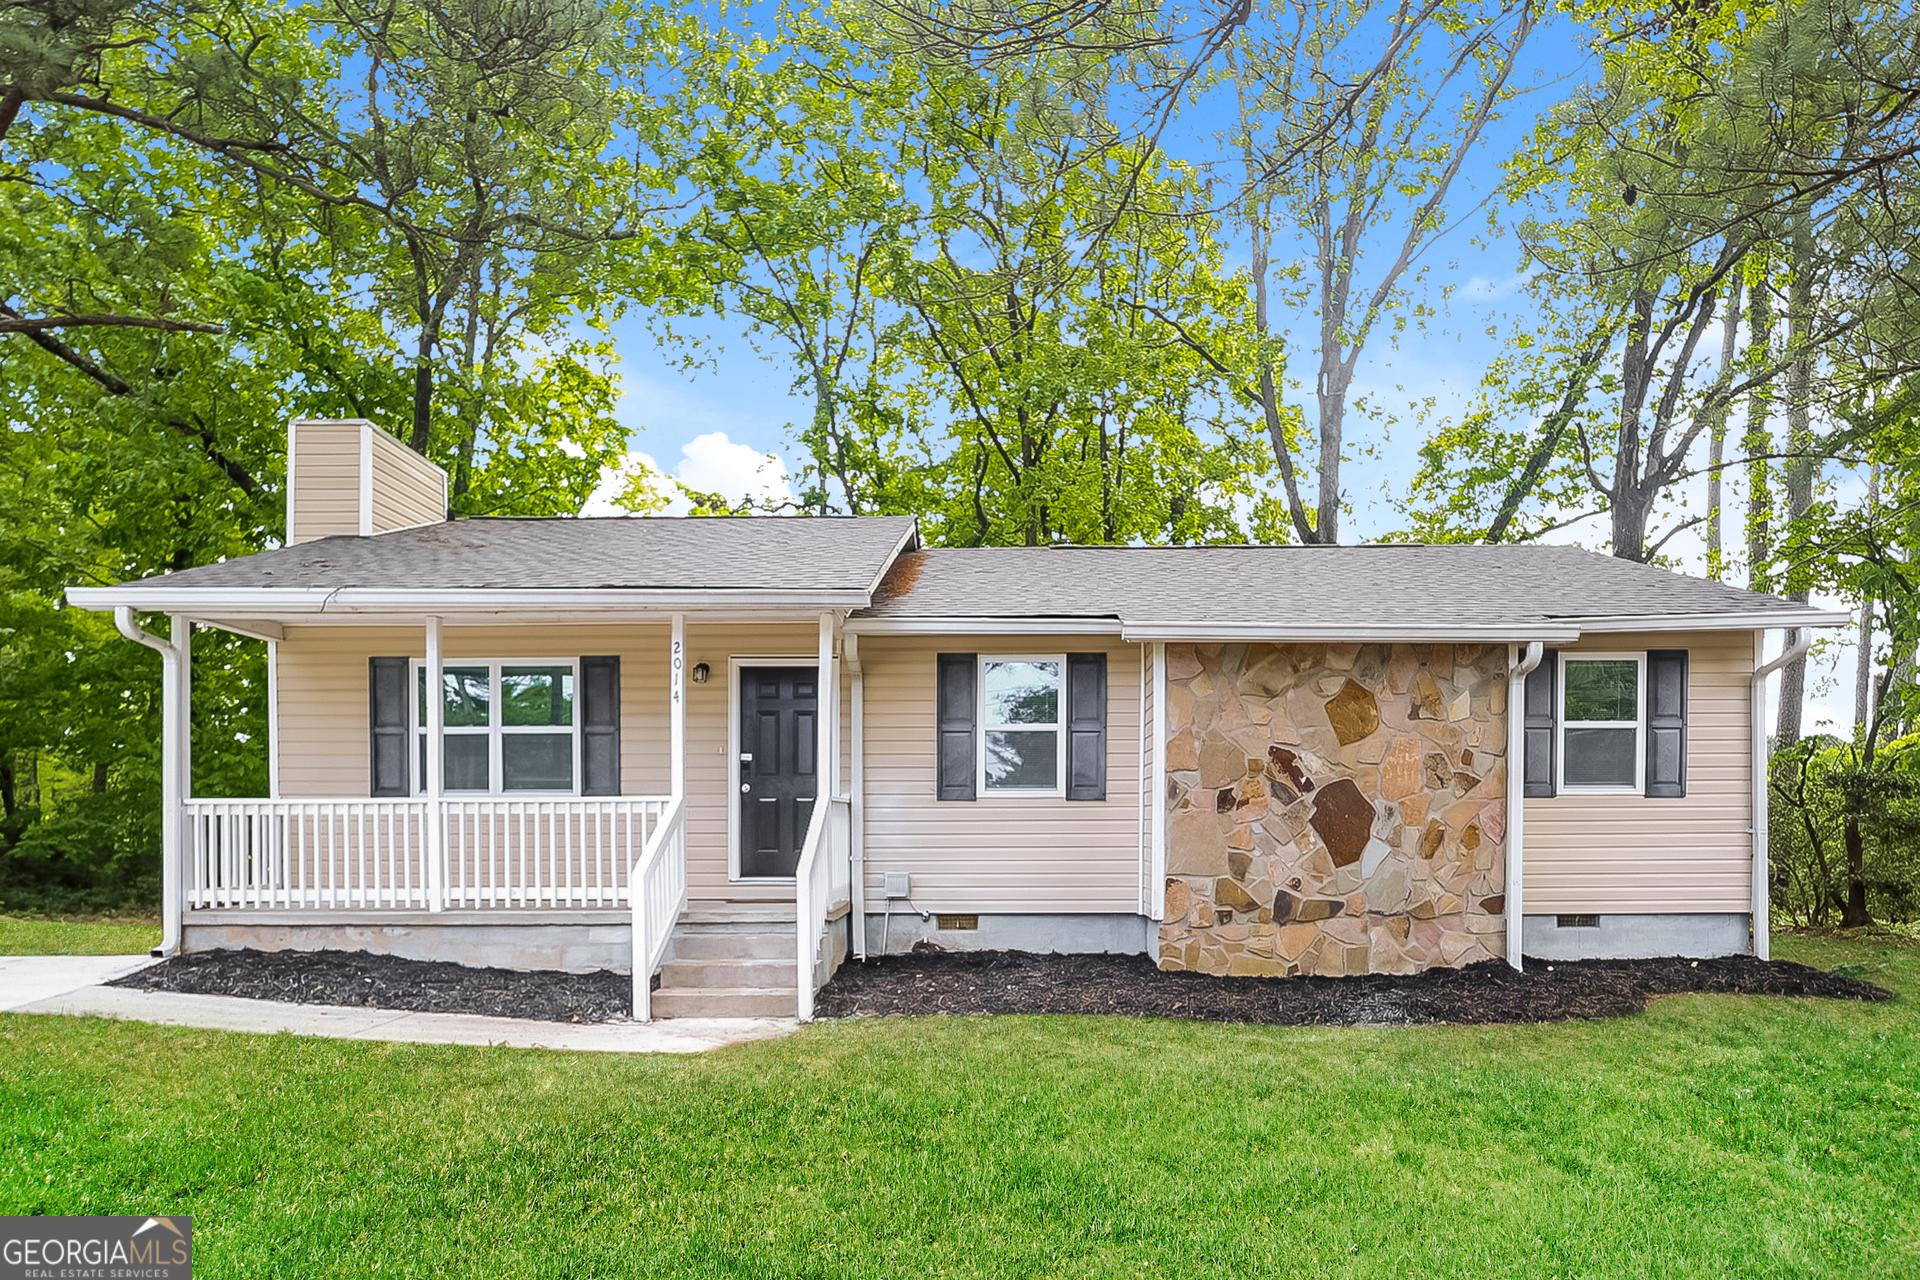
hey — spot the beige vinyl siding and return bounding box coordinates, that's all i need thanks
[289,420,362,544]
[367,428,446,532]
[1524,629,1754,914]
[858,635,1143,915]
[275,624,671,799]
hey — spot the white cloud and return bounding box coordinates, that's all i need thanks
[677,431,794,507]
[580,432,793,517]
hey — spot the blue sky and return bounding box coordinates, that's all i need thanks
[584,8,1865,732]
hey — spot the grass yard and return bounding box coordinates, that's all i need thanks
[0,915,160,956]
[2,936,1916,1278]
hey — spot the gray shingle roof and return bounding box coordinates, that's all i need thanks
[122,516,919,594]
[855,544,1824,627]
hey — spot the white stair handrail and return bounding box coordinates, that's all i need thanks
[793,796,832,1021]
[630,793,688,1022]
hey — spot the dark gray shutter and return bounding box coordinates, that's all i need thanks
[1066,652,1107,801]
[1645,649,1688,798]
[369,657,410,797]
[580,655,620,796]
[1523,649,1557,798]
[937,653,976,801]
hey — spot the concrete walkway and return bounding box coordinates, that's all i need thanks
[1,955,796,1054]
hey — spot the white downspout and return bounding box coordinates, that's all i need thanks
[846,632,867,960]
[1751,628,1813,961]
[117,607,186,958]
[1506,641,1544,972]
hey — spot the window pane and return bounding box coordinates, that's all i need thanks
[984,661,1060,725]
[444,734,490,791]
[1564,660,1638,722]
[504,733,573,791]
[502,666,573,727]
[1564,726,1637,786]
[985,729,1057,790]
[443,667,490,727]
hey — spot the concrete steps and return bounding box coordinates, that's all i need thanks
[652,909,797,1019]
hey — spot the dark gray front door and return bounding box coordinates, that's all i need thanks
[738,666,817,878]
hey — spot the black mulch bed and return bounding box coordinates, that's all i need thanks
[814,948,1895,1027]
[113,949,631,1023]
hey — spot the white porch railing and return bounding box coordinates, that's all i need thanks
[630,795,688,1022]
[184,797,673,912]
[442,798,667,909]
[794,794,852,1021]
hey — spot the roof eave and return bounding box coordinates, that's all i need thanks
[66,585,876,616]
[1567,609,1853,632]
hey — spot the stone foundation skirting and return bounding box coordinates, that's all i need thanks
[1160,641,1510,977]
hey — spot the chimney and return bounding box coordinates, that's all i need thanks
[286,418,449,545]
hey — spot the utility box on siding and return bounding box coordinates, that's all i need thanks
[287,418,449,545]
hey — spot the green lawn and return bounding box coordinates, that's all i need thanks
[0,915,160,955]
[3,936,1916,1278]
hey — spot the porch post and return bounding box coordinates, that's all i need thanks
[266,639,280,800]
[425,615,444,911]
[848,633,866,960]
[669,614,685,798]
[159,616,191,956]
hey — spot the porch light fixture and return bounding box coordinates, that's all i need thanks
[691,662,710,684]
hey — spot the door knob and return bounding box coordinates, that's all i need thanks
[740,783,750,793]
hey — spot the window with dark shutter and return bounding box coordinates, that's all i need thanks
[369,656,410,797]
[1523,649,1557,798]
[580,655,621,796]
[937,653,976,800]
[1645,649,1687,798]
[1065,652,1107,801]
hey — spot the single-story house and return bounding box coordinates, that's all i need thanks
[68,419,1847,1019]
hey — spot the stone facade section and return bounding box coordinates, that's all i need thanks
[1159,642,1509,977]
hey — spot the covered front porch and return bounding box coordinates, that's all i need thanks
[119,606,854,1020]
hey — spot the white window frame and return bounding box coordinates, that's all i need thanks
[978,654,1067,798]
[411,658,582,797]
[1556,651,1645,796]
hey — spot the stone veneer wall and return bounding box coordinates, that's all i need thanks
[1160,641,1509,977]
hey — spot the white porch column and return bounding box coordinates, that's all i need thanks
[266,639,280,800]
[847,633,866,959]
[425,615,444,911]
[165,616,190,955]
[670,614,685,798]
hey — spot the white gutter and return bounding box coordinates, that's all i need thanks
[1123,622,1582,644]
[115,608,187,958]
[844,615,1124,636]
[1573,610,1852,633]
[68,585,878,613]
[1505,641,1545,972]
[1749,627,1814,961]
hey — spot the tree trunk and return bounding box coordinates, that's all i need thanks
[1839,812,1872,927]
[1705,272,1743,580]
[93,761,109,794]
[1774,225,1817,748]
[1744,284,1775,592]
[1853,466,1880,734]
[410,361,434,456]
